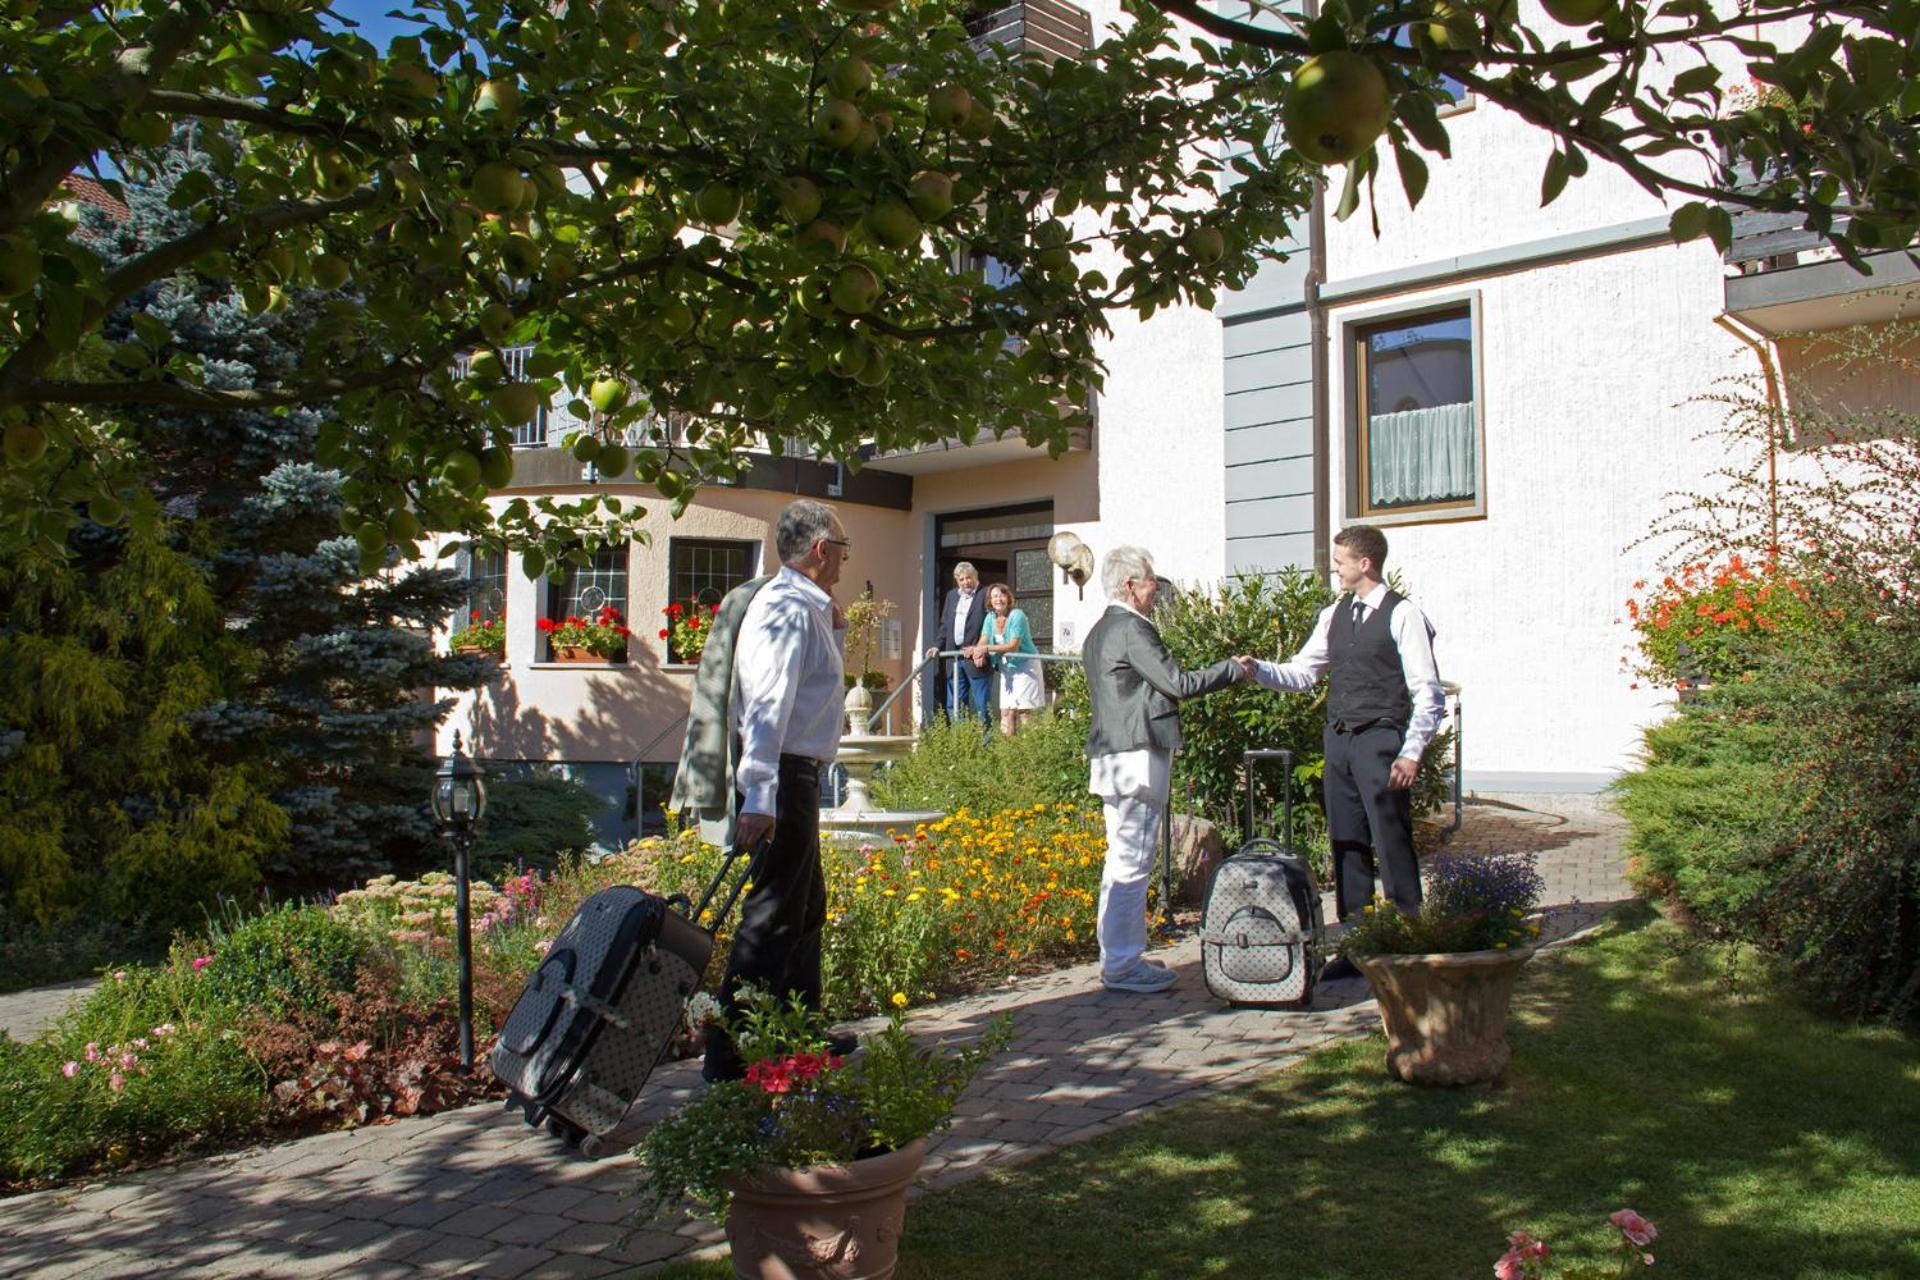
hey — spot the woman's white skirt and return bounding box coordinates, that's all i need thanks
[999,656,1046,710]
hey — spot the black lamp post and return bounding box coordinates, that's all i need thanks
[431,730,488,1072]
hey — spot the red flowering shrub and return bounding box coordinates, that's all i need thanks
[537,604,632,658]
[1624,553,1819,687]
[664,597,718,664]
[449,609,505,656]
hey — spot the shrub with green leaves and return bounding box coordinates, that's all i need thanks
[872,675,1091,817]
[0,956,264,1186]
[196,902,379,1020]
[1156,570,1453,845]
[471,769,605,875]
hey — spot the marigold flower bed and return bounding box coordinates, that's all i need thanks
[642,802,1115,1016]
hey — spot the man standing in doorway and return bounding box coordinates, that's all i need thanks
[703,498,852,1082]
[1236,524,1445,980]
[925,561,991,724]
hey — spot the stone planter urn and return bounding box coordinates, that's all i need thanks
[1356,946,1534,1087]
[725,1138,926,1280]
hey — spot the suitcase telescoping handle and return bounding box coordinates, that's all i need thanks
[1243,749,1294,849]
[667,838,767,933]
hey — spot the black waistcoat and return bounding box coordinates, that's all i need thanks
[1328,590,1411,729]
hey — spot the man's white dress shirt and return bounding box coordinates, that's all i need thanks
[1249,582,1446,763]
[950,587,976,650]
[732,566,847,818]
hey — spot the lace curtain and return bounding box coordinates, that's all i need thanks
[1368,402,1476,505]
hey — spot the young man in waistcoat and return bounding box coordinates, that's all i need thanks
[1235,525,1445,980]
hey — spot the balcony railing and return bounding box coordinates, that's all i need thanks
[966,0,1091,64]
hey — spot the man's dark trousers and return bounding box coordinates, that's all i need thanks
[946,656,992,723]
[704,754,825,1082]
[1323,721,1420,920]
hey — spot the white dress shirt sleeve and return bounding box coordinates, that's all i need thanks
[1251,603,1335,693]
[1391,601,1447,763]
[733,597,803,818]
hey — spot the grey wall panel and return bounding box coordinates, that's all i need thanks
[1224,341,1312,393]
[1225,492,1314,538]
[1220,252,1319,579]
[1224,317,1307,359]
[1223,419,1309,467]
[1219,249,1308,319]
[1225,454,1315,502]
[1224,381,1313,430]
[1226,530,1318,575]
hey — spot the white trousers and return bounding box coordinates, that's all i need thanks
[1097,792,1165,980]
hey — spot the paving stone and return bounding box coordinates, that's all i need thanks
[435,1203,525,1239]
[557,1193,634,1226]
[501,1185,597,1219]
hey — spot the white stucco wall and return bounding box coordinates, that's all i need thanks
[1322,240,1770,782]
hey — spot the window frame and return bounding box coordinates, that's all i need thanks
[541,542,632,663]
[664,537,760,665]
[1341,290,1487,526]
[460,542,509,626]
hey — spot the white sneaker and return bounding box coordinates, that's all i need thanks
[1102,961,1178,993]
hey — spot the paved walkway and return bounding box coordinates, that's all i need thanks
[0,805,1631,1279]
[0,979,97,1044]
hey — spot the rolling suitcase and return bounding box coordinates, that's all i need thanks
[490,846,755,1158]
[1200,748,1325,1008]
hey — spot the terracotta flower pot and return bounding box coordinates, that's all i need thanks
[551,645,609,663]
[725,1138,926,1280]
[1356,946,1534,1087]
[454,643,496,658]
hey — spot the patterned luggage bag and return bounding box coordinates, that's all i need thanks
[490,848,753,1158]
[1200,749,1326,1008]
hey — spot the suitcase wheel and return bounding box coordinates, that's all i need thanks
[580,1133,610,1159]
[546,1115,588,1148]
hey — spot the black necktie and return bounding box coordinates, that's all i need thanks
[1351,599,1365,628]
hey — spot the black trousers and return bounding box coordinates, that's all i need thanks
[703,754,826,1082]
[1323,721,1421,920]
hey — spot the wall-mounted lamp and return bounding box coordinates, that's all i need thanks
[1046,531,1094,600]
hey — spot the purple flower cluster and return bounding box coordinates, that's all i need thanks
[1428,851,1544,917]
[1423,852,1545,952]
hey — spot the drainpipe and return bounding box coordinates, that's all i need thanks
[1713,314,1785,560]
[1304,0,1331,579]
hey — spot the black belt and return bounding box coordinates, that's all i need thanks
[778,753,823,780]
[1331,718,1403,735]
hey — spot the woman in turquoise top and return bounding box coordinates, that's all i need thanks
[979,582,1044,734]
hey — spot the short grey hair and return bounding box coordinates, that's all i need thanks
[1102,545,1154,601]
[952,561,978,581]
[774,499,838,564]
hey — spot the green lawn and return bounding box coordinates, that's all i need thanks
[653,906,1920,1279]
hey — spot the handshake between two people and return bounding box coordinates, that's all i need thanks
[1220,654,1418,791]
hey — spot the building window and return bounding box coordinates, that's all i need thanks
[666,538,757,663]
[461,544,508,624]
[544,543,630,661]
[1350,304,1480,519]
[1389,26,1470,109]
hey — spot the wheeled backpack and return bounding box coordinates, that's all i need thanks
[1200,748,1326,1008]
[490,846,755,1158]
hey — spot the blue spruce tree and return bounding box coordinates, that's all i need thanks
[85,126,498,892]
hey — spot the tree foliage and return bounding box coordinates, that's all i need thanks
[2,0,1913,573]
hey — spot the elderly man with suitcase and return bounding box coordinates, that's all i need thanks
[1083,545,1246,994]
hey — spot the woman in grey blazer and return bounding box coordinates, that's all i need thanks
[1082,546,1245,993]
